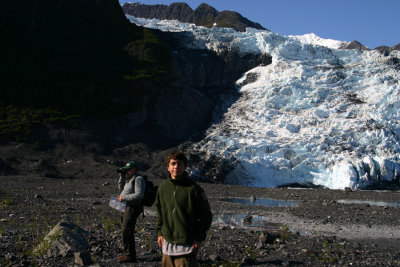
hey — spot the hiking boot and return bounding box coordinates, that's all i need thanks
[118,255,136,263]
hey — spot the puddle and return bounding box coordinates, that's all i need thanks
[337,199,400,207]
[213,214,281,229]
[220,197,299,207]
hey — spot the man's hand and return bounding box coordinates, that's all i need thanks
[117,195,124,202]
[157,236,164,247]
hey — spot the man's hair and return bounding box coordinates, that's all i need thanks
[166,151,188,167]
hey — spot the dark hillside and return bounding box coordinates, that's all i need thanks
[1,0,170,116]
[0,0,268,149]
[0,0,173,146]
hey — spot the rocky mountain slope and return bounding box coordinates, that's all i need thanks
[338,40,370,50]
[1,0,268,151]
[122,2,267,32]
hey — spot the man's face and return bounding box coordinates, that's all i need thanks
[126,168,137,178]
[167,159,186,179]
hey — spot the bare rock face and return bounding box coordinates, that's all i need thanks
[339,40,370,51]
[147,31,272,142]
[122,2,193,21]
[34,221,90,258]
[375,46,393,56]
[375,43,400,56]
[122,2,267,32]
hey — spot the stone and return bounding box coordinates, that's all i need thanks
[34,194,43,200]
[209,254,221,261]
[256,241,264,249]
[74,251,93,266]
[259,231,278,244]
[243,215,252,224]
[34,221,89,257]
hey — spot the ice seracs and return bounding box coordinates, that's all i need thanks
[128,16,400,189]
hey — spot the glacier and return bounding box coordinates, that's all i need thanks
[288,33,347,49]
[128,16,400,189]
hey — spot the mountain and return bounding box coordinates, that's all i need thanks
[375,44,400,56]
[1,0,266,149]
[131,16,400,190]
[3,0,399,190]
[338,40,370,51]
[122,2,267,32]
[375,46,393,56]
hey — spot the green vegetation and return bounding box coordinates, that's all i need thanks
[32,229,61,257]
[1,12,173,141]
[123,29,170,84]
[306,239,345,264]
[2,2,172,124]
[245,245,259,260]
[1,198,13,206]
[0,104,78,141]
[101,216,119,232]
[280,225,291,241]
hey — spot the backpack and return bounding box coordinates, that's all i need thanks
[141,175,158,207]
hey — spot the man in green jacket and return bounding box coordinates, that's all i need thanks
[156,151,212,267]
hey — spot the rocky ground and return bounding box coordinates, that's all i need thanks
[1,142,400,266]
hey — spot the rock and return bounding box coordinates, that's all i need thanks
[209,254,221,261]
[34,221,90,258]
[0,158,15,175]
[74,250,93,266]
[241,256,254,264]
[122,2,267,32]
[34,194,43,200]
[243,215,252,224]
[256,241,264,249]
[259,231,278,244]
[339,40,370,51]
[249,195,256,203]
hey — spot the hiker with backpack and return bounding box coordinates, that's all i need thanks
[116,161,145,263]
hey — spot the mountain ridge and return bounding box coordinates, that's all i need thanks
[122,2,400,52]
[122,2,267,32]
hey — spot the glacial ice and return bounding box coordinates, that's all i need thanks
[128,16,400,189]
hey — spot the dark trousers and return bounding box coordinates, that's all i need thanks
[122,205,142,259]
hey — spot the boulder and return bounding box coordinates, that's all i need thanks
[34,221,90,258]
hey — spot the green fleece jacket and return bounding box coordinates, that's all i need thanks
[155,173,212,245]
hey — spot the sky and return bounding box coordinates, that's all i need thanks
[119,0,400,49]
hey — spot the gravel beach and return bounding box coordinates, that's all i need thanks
[1,144,400,266]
